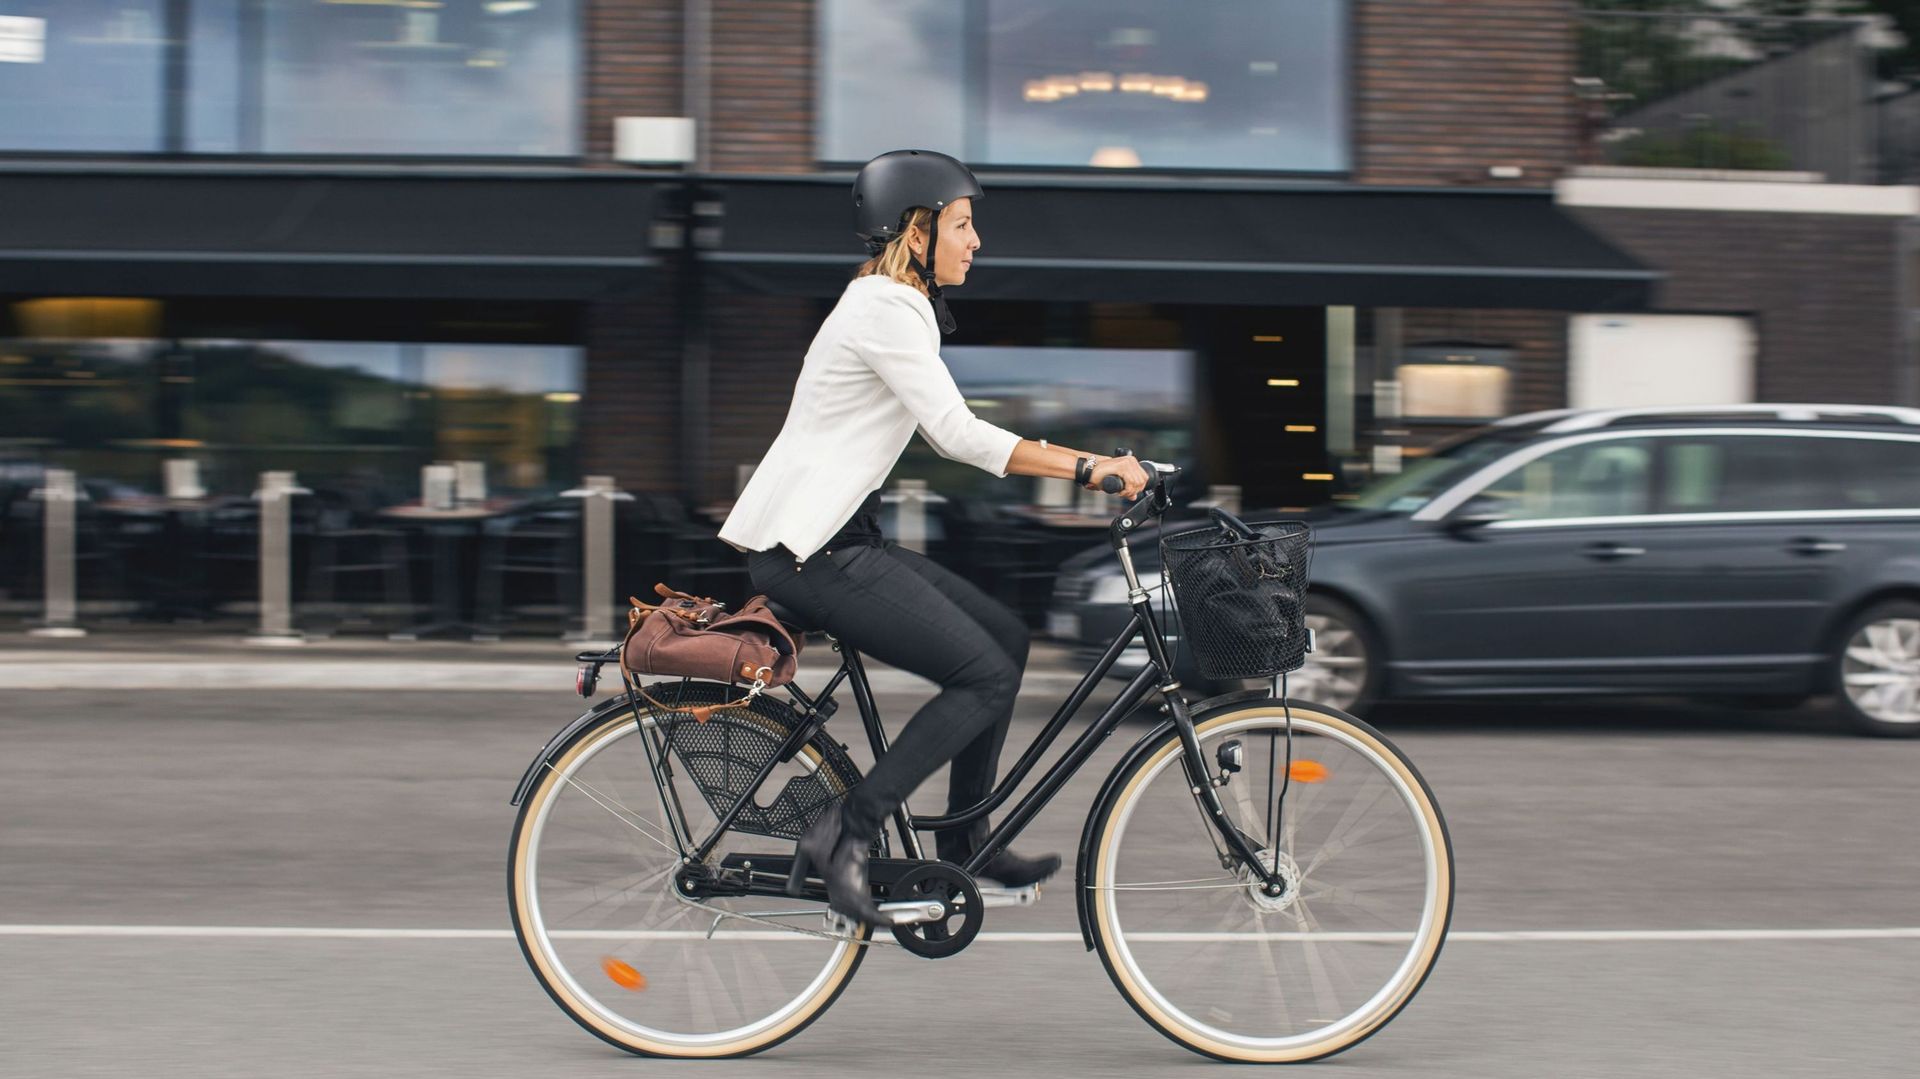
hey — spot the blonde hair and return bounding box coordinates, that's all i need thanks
[854,206,935,295]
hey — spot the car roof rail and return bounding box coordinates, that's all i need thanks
[1541,404,1920,433]
[1494,408,1584,428]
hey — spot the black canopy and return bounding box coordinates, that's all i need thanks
[0,165,660,301]
[700,175,1657,310]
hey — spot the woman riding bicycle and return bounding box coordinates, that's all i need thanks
[719,149,1150,924]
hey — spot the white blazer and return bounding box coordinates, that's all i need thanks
[719,275,1021,561]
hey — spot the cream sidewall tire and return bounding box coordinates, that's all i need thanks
[508,710,867,1058]
[1088,703,1452,1063]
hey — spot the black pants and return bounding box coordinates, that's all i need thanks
[746,499,1028,852]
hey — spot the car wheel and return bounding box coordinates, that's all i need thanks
[1292,595,1381,716]
[1169,596,1381,716]
[1833,600,1920,737]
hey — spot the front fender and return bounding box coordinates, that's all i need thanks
[509,694,636,807]
[1071,690,1311,950]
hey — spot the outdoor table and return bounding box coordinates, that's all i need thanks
[94,495,229,620]
[378,499,522,641]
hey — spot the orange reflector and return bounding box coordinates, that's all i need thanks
[601,957,647,991]
[1288,759,1330,783]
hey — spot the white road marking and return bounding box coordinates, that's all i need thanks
[3,924,1918,943]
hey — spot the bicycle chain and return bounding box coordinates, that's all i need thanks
[681,895,899,948]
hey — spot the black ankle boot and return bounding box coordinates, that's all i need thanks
[936,824,1061,889]
[788,804,885,925]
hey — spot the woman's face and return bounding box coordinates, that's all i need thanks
[909,197,981,287]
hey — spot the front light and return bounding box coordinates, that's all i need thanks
[1087,570,1163,605]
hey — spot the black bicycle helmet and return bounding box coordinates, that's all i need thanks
[852,149,983,334]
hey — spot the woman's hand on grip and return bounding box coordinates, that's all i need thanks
[1089,455,1149,500]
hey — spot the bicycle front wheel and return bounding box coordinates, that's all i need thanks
[1086,701,1452,1063]
[509,701,868,1058]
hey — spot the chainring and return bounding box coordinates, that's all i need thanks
[889,863,983,958]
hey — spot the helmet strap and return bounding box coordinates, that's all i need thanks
[908,208,956,335]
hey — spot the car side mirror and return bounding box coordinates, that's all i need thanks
[1444,496,1509,535]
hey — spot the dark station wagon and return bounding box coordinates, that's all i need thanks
[1048,405,1920,736]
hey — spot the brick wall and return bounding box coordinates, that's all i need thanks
[1356,0,1577,186]
[581,290,683,493]
[584,0,684,164]
[1401,308,1569,414]
[1568,206,1903,404]
[709,0,815,172]
[705,289,819,495]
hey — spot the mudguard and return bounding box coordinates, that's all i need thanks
[1071,688,1277,950]
[510,693,636,807]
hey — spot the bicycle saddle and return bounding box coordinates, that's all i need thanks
[762,597,821,636]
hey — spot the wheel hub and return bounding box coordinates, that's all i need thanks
[1240,849,1301,914]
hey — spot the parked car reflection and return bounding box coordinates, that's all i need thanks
[1049,405,1920,737]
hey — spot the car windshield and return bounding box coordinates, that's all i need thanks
[1349,429,1529,513]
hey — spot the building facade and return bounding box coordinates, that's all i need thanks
[6,0,1905,616]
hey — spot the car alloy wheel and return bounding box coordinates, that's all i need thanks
[1287,604,1372,713]
[1838,605,1920,735]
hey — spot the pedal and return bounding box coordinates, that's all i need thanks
[977,883,1040,909]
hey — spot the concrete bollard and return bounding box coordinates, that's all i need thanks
[28,469,85,639]
[893,478,930,554]
[250,470,310,646]
[562,475,633,643]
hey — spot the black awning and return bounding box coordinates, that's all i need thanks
[701,177,1658,310]
[0,166,661,301]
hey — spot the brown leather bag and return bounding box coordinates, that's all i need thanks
[618,583,803,722]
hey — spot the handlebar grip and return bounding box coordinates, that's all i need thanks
[1100,474,1126,494]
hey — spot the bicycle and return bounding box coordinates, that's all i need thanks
[507,463,1453,1063]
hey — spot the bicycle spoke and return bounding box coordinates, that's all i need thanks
[1091,711,1449,1059]
[549,765,678,856]
[515,708,860,1055]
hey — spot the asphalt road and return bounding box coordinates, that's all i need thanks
[3,684,1916,1078]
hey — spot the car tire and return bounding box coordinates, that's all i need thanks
[1832,599,1920,738]
[1296,594,1381,716]
[1173,593,1382,715]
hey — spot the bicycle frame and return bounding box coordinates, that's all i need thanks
[533,464,1284,894]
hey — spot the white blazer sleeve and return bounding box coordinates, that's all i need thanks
[860,293,1021,477]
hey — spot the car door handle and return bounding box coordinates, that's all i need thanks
[1788,538,1847,556]
[1583,543,1645,561]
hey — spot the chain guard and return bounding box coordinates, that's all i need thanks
[889,863,983,958]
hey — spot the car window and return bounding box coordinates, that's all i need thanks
[1350,430,1527,512]
[1471,437,1654,520]
[1660,434,1920,512]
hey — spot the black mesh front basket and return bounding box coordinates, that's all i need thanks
[638,682,859,840]
[1160,520,1312,681]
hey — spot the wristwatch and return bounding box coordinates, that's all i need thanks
[1075,456,1094,486]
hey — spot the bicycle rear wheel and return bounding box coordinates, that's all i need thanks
[1085,701,1452,1063]
[509,699,868,1058]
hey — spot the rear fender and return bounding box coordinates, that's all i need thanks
[509,695,637,807]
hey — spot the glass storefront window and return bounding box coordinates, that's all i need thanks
[1,1,580,156]
[0,334,583,501]
[893,345,1194,502]
[819,0,1350,172]
[0,2,168,152]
